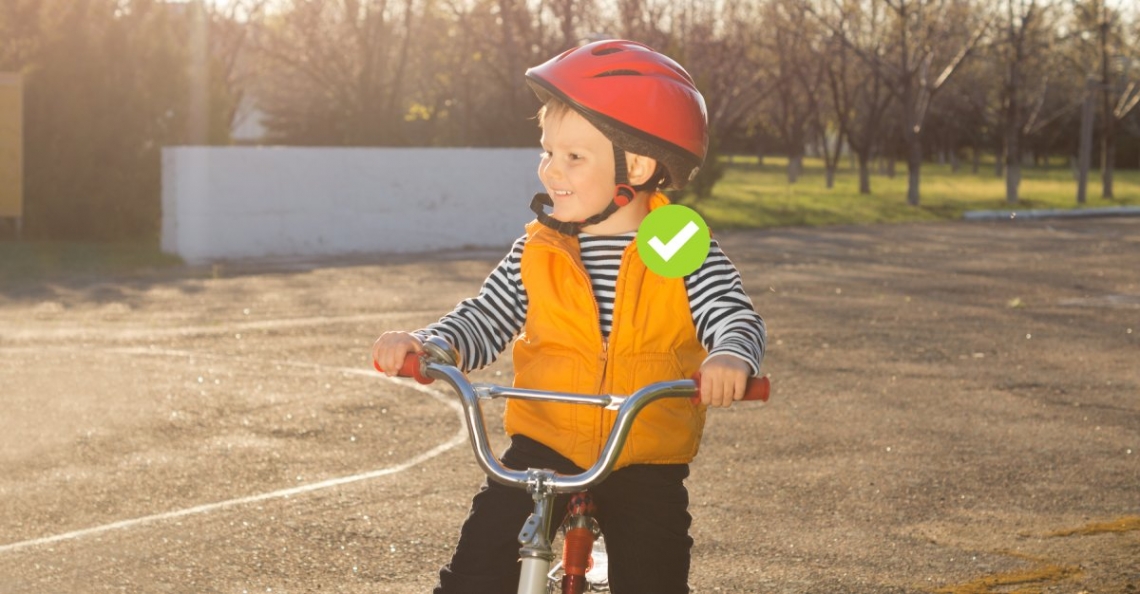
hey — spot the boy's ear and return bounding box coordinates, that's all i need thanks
[625,152,658,186]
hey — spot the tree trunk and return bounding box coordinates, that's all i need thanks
[559,0,576,49]
[1077,80,1095,204]
[906,138,922,206]
[187,0,209,145]
[858,151,872,194]
[1006,64,1021,203]
[994,136,1005,178]
[1102,125,1115,199]
[825,164,836,189]
[1100,9,1115,200]
[787,154,803,184]
[498,0,521,129]
[1006,161,1021,203]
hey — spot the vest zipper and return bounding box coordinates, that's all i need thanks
[597,244,635,459]
[549,237,628,462]
[598,341,608,391]
[576,251,610,462]
[557,245,607,393]
[585,255,608,463]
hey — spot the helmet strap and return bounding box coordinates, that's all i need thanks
[530,192,628,237]
[529,144,637,237]
[612,147,636,206]
[530,193,582,236]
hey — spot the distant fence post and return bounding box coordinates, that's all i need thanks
[0,72,22,238]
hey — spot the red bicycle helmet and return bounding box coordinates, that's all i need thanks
[525,39,708,189]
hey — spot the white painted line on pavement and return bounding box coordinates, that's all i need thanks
[0,311,438,342]
[0,356,467,555]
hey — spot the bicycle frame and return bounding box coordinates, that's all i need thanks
[389,336,768,594]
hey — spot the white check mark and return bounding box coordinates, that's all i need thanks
[648,221,700,262]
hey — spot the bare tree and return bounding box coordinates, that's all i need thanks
[253,0,422,146]
[992,0,1060,203]
[765,0,823,183]
[1065,0,1139,199]
[808,0,990,205]
[892,0,990,205]
[931,60,990,174]
[685,2,772,151]
[1100,4,1140,194]
[814,39,848,190]
[613,0,674,47]
[545,0,599,49]
[1093,0,1121,198]
[203,0,271,141]
[817,0,894,193]
[17,0,202,239]
[494,0,526,126]
[1121,12,1140,167]
[779,0,849,189]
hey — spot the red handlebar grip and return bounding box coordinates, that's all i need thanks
[746,375,771,402]
[373,352,434,385]
[691,373,770,404]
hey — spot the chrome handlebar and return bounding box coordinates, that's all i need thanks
[421,357,698,493]
[384,335,767,494]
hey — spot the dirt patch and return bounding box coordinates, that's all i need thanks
[0,218,1137,592]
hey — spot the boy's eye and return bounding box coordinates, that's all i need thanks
[539,150,583,162]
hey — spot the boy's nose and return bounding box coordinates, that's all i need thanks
[540,160,563,183]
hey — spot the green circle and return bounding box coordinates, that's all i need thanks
[636,204,711,278]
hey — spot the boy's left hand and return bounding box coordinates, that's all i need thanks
[697,354,753,408]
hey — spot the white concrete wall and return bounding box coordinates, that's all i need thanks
[161,146,544,264]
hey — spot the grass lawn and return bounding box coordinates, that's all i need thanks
[688,155,1140,230]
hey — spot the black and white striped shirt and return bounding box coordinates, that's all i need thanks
[415,233,766,375]
[579,234,628,336]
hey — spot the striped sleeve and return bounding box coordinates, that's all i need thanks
[413,235,529,372]
[685,239,767,375]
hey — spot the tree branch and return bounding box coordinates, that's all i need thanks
[1114,81,1140,119]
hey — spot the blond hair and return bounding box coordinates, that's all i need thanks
[537,97,575,128]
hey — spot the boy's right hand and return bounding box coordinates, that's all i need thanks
[372,331,424,377]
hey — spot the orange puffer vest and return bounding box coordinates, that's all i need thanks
[505,193,708,470]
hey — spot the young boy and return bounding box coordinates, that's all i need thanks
[373,39,766,594]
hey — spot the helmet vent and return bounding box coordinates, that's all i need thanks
[596,69,641,78]
[592,46,624,56]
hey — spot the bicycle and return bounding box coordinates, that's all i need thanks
[378,336,770,594]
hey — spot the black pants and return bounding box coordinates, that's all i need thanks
[434,435,693,594]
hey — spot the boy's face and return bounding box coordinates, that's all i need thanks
[538,108,618,225]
